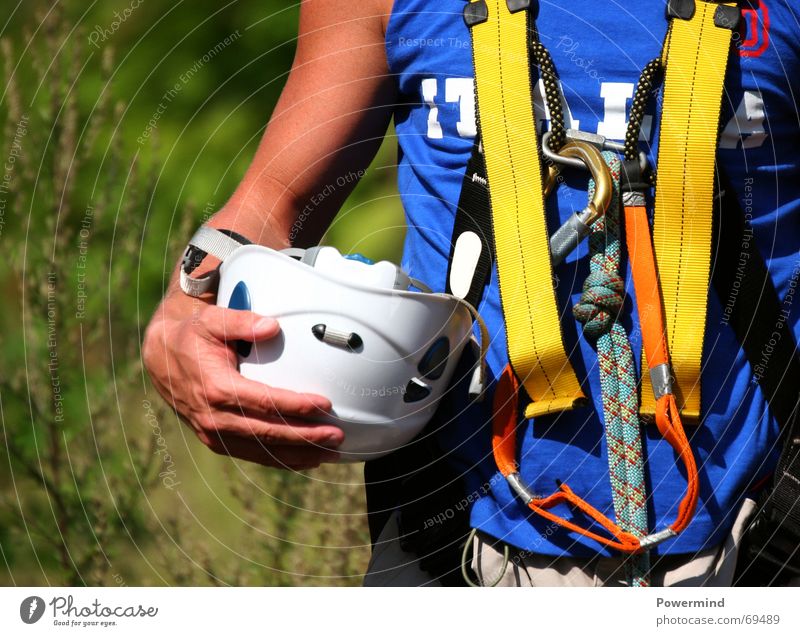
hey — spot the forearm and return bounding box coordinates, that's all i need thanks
[156,125,389,318]
[154,151,313,319]
[157,0,395,309]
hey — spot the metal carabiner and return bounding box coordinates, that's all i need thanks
[542,129,649,178]
[545,140,613,266]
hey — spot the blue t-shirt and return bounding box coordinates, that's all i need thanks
[385,0,800,557]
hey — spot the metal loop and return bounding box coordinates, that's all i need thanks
[637,528,678,551]
[543,130,648,178]
[543,140,613,216]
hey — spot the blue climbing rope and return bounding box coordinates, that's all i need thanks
[572,152,651,587]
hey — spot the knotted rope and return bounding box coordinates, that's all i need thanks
[573,153,651,587]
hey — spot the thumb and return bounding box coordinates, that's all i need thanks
[198,306,280,343]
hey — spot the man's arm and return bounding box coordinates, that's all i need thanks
[142,0,396,470]
[211,0,396,247]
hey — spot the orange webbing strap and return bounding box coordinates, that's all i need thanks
[492,365,521,477]
[622,205,670,372]
[624,203,699,535]
[492,365,641,554]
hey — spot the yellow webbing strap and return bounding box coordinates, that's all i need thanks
[642,1,737,419]
[467,1,585,418]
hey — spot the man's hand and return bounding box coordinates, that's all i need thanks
[143,301,344,470]
[142,0,394,469]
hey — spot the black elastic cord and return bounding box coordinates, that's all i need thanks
[530,39,565,154]
[624,58,663,163]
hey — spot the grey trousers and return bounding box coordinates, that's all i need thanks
[364,498,762,587]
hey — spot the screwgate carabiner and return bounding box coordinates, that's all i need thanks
[545,140,613,266]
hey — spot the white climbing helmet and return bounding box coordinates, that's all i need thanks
[180,226,481,461]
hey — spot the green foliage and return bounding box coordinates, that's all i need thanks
[0,0,400,585]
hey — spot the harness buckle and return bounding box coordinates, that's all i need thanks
[544,140,613,265]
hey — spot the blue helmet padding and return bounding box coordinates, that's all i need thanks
[228,280,252,357]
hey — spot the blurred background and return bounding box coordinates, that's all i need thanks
[0,1,404,585]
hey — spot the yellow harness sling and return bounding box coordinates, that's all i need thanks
[462,0,741,553]
[643,0,741,419]
[465,0,586,419]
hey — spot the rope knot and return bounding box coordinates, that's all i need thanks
[573,270,624,337]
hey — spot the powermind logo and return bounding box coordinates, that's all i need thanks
[19,595,158,627]
[20,596,45,624]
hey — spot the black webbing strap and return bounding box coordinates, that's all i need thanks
[713,170,800,582]
[444,140,494,307]
[713,173,800,432]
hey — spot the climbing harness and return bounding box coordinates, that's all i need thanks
[493,151,656,584]
[489,146,698,568]
[452,0,745,582]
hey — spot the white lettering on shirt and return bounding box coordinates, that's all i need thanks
[444,77,477,138]
[421,77,442,139]
[420,78,766,150]
[720,90,767,149]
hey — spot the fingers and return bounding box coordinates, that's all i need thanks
[195,407,344,448]
[197,305,280,343]
[146,302,347,472]
[204,369,333,419]
[191,306,335,422]
[205,433,341,471]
